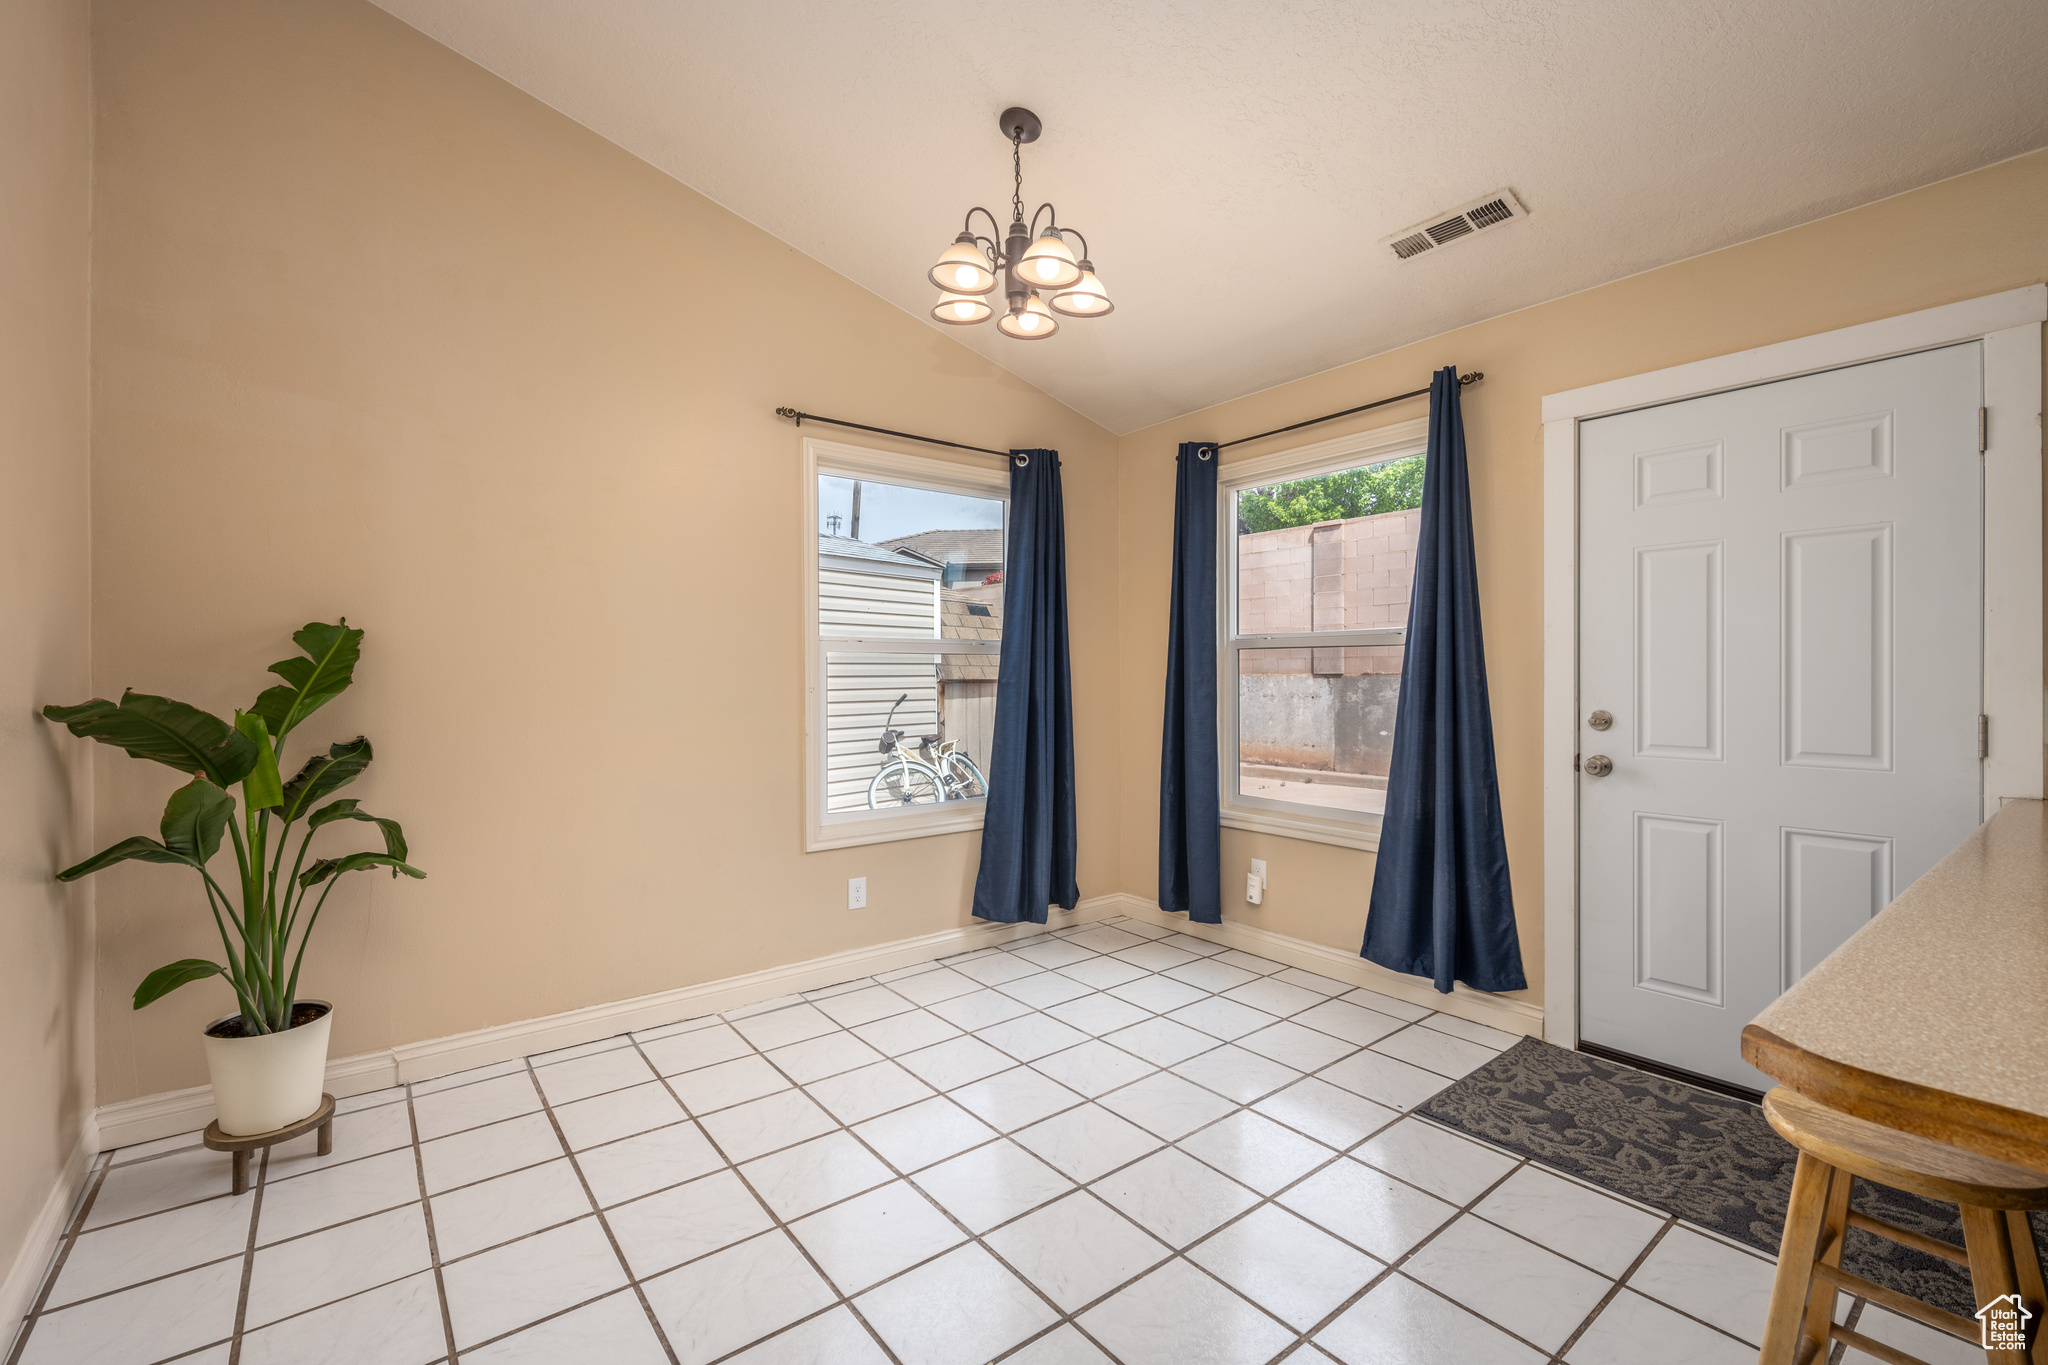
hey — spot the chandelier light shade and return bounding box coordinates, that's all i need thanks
[1051,262,1113,317]
[931,291,994,325]
[925,108,1110,341]
[996,293,1059,340]
[928,235,998,295]
[1018,229,1083,290]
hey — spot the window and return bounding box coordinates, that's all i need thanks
[804,438,1007,850]
[1219,421,1426,849]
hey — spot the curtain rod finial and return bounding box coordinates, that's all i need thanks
[774,406,800,421]
[1458,371,1483,386]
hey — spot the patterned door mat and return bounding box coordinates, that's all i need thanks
[1419,1035,2047,1319]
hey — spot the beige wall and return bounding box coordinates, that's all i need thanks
[1117,148,2048,1005]
[0,0,94,1319]
[88,0,1121,1104]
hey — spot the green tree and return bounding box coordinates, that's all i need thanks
[1236,454,1426,533]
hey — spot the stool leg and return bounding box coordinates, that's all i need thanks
[1760,1153,1837,1365]
[317,1117,333,1158]
[230,1149,249,1197]
[1800,1167,1853,1354]
[1961,1204,2026,1364]
[2004,1211,2047,1364]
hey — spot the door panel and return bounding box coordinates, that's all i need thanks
[1579,343,1982,1088]
[1782,828,1893,987]
[1634,813,1721,1004]
[1636,541,1722,759]
[1783,523,1892,769]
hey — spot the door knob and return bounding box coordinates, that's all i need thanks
[1584,755,1613,777]
[1588,710,1613,731]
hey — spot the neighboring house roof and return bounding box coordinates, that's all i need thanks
[939,590,1001,681]
[818,534,942,568]
[878,528,1003,569]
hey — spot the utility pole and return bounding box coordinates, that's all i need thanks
[825,513,842,536]
[849,481,863,539]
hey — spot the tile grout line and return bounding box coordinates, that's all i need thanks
[532,929,1509,1363]
[223,1146,270,1365]
[517,1058,689,1365]
[619,1034,910,1365]
[702,951,1378,1363]
[2,1153,113,1365]
[1543,1214,1679,1362]
[403,1082,463,1364]
[690,998,1132,1365]
[1277,1155,1549,1361]
[37,922,1726,1365]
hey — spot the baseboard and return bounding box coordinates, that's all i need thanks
[1104,894,1546,1037]
[2,1132,94,1353]
[93,896,1122,1150]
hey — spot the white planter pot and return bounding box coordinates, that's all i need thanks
[202,1001,334,1136]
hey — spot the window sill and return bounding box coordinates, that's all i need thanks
[1221,806,1382,853]
[806,803,987,852]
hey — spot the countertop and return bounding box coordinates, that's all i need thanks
[1743,798,2048,1168]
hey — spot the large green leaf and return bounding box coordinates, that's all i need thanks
[308,798,409,863]
[233,711,283,810]
[278,736,372,823]
[56,835,194,882]
[299,851,425,888]
[42,692,258,787]
[133,958,225,1009]
[249,620,363,740]
[160,778,236,864]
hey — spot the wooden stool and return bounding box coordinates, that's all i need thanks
[201,1093,336,1196]
[1759,1086,2048,1365]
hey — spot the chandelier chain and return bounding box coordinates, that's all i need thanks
[1011,134,1024,225]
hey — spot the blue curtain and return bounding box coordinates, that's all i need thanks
[972,449,1079,924]
[1158,442,1222,923]
[1362,368,1527,993]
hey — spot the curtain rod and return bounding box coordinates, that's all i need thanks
[774,407,1011,459]
[775,369,1484,462]
[1203,370,1483,455]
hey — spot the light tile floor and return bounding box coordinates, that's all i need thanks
[4,916,1936,1365]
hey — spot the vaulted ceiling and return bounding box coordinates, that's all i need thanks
[373,0,2048,432]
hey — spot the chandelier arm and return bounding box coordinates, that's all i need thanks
[1055,226,1089,261]
[1028,203,1059,238]
[963,206,1004,245]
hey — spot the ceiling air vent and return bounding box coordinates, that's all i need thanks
[1381,190,1527,261]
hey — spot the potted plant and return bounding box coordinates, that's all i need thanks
[45,620,422,1135]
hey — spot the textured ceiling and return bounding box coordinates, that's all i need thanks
[371,0,2048,433]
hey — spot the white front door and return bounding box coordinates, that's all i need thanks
[1577,343,1984,1090]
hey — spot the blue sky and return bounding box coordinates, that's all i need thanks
[818,475,1003,544]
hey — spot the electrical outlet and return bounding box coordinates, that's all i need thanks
[1250,859,1267,890]
[848,876,867,910]
[1245,871,1263,905]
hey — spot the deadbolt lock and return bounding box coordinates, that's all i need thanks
[1583,754,1614,777]
[1588,710,1613,731]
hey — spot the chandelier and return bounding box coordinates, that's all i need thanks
[927,107,1112,341]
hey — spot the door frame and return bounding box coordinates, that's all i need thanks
[1540,285,2046,1050]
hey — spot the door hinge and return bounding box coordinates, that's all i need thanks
[1979,714,1990,760]
[1980,407,1989,454]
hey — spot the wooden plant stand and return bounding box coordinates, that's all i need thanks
[202,1093,336,1195]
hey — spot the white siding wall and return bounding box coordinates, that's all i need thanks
[821,561,940,812]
